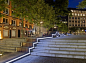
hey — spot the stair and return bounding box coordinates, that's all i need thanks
[31,39,86,59]
[0,38,36,52]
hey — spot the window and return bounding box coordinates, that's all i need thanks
[78,21,80,23]
[69,24,71,26]
[72,21,74,23]
[5,0,9,5]
[80,14,82,16]
[75,24,77,26]
[69,20,71,22]
[75,21,77,23]
[3,18,8,24]
[12,20,16,26]
[82,21,85,23]
[3,30,8,36]
[72,24,74,26]
[12,30,16,37]
[3,8,9,15]
[71,10,73,12]
[78,14,79,16]
[69,17,71,19]
[75,13,77,16]
[25,24,28,28]
[19,22,22,26]
[29,25,32,29]
[78,17,80,19]
[83,14,85,16]
[72,13,74,16]
[72,17,74,19]
[75,17,77,19]
[78,24,80,26]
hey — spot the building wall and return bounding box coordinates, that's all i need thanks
[0,0,33,39]
[68,8,86,34]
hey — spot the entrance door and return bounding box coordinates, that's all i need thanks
[18,30,20,37]
[9,30,11,38]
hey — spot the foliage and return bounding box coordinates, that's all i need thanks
[69,27,78,32]
[45,0,69,31]
[0,0,7,17]
[77,0,86,9]
[58,23,68,32]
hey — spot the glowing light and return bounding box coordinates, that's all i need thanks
[40,21,43,24]
[0,54,2,55]
[54,26,56,28]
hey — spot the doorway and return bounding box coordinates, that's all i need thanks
[9,30,11,38]
[18,30,20,37]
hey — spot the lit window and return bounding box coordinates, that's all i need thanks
[12,20,16,26]
[78,14,79,16]
[83,14,85,16]
[74,10,76,12]
[3,18,8,24]
[5,0,9,5]
[75,13,77,16]
[72,13,74,15]
[3,8,9,15]
[80,14,82,16]
[71,10,73,12]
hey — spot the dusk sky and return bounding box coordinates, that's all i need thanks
[68,0,83,8]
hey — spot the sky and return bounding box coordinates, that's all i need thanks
[68,0,83,8]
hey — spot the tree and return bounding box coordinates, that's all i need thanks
[69,27,78,32]
[10,0,60,34]
[10,0,34,38]
[77,0,86,9]
[0,0,8,17]
[45,0,69,32]
[30,0,57,30]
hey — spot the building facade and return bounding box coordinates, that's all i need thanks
[0,0,33,39]
[68,8,86,34]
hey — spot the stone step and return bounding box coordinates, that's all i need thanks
[36,44,86,48]
[0,46,16,50]
[0,49,16,52]
[33,48,86,52]
[38,43,86,46]
[35,46,86,51]
[38,41,86,44]
[39,41,86,44]
[32,48,86,55]
[40,40,86,43]
[0,42,21,45]
[31,52,86,59]
[0,44,21,47]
